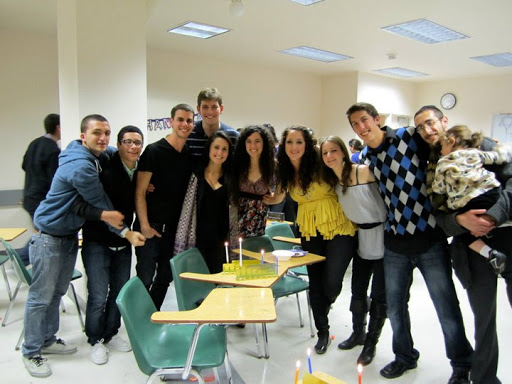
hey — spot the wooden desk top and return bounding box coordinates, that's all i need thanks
[151,287,277,324]
[272,235,301,245]
[240,249,325,269]
[180,249,325,287]
[180,268,284,288]
[266,219,294,226]
[0,228,27,241]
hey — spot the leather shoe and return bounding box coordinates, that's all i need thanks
[380,360,417,379]
[447,369,470,384]
[314,333,331,355]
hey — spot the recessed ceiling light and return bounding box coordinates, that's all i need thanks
[382,18,468,44]
[167,22,230,39]
[280,46,351,63]
[289,0,325,5]
[470,53,512,67]
[373,67,429,78]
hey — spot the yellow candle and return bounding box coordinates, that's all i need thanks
[294,360,301,384]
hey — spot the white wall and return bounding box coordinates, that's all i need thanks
[320,72,358,143]
[2,29,512,193]
[0,30,59,191]
[417,74,512,136]
[146,47,322,143]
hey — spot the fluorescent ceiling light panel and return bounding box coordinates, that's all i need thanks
[167,22,230,39]
[470,52,512,67]
[280,46,351,63]
[374,67,429,78]
[289,0,325,5]
[382,19,468,44]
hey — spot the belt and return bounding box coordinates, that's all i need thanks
[358,222,383,230]
[40,231,77,239]
[150,222,168,233]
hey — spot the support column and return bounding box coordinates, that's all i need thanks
[57,0,147,147]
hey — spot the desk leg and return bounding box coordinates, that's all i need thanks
[261,324,270,359]
[182,323,205,380]
[253,323,263,358]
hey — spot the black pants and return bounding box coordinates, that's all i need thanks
[351,255,385,305]
[301,233,356,333]
[460,227,512,384]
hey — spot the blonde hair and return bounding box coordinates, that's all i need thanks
[443,125,483,149]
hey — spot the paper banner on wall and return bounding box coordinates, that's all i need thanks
[147,118,171,131]
[492,114,512,143]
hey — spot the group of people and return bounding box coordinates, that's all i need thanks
[19,88,511,384]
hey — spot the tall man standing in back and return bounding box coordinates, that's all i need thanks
[22,114,145,378]
[20,113,61,265]
[347,102,472,384]
[135,104,194,310]
[414,105,512,384]
[187,87,239,163]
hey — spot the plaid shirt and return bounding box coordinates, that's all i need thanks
[361,126,436,236]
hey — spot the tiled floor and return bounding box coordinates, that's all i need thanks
[1,205,511,384]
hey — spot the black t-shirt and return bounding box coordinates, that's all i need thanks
[138,138,192,226]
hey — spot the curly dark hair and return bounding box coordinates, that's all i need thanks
[320,136,353,194]
[276,125,320,194]
[231,125,275,206]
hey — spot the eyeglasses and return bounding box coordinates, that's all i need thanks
[415,119,439,133]
[121,139,143,147]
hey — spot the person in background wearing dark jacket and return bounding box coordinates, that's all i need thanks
[19,113,61,265]
[73,126,143,365]
[21,115,145,378]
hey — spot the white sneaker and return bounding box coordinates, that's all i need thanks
[41,338,77,355]
[23,355,52,377]
[106,335,132,352]
[90,341,109,365]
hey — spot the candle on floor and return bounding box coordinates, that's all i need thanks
[358,363,363,384]
[307,347,312,374]
[261,249,264,264]
[294,360,300,384]
[239,237,243,267]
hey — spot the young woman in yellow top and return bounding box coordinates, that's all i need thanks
[277,125,357,354]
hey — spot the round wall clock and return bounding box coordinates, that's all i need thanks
[440,93,456,110]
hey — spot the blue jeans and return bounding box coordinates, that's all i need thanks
[22,233,78,358]
[384,241,473,370]
[81,241,132,345]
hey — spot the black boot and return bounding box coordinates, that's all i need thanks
[338,297,369,350]
[357,302,386,366]
[314,331,331,354]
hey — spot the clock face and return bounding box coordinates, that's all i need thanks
[441,93,456,110]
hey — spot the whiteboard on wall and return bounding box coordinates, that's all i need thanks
[492,114,512,143]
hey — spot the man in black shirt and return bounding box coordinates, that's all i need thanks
[134,103,194,309]
[19,114,61,264]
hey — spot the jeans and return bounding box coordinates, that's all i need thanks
[81,241,132,345]
[22,233,78,357]
[384,241,473,370]
[351,255,385,305]
[134,225,174,310]
[302,233,356,334]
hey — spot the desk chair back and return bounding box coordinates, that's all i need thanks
[171,248,217,311]
[265,223,296,250]
[241,235,314,336]
[0,238,84,345]
[0,253,12,300]
[116,277,227,383]
[265,224,308,276]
